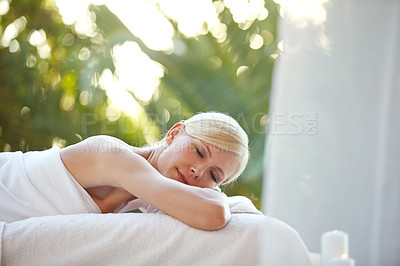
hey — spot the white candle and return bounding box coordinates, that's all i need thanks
[329,254,355,266]
[321,230,349,266]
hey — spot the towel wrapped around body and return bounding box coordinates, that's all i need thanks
[0,147,100,223]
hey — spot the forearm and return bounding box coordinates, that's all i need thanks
[137,179,231,230]
[110,152,231,230]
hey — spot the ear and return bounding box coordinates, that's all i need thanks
[165,122,185,145]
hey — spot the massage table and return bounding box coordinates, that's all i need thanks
[0,196,312,265]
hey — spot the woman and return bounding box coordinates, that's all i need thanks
[1,112,249,230]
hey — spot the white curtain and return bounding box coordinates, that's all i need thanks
[262,1,400,265]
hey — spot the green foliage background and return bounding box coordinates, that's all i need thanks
[0,0,278,209]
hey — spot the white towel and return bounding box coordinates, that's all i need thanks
[0,147,100,222]
[115,195,263,215]
[0,212,312,266]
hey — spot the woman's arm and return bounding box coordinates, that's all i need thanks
[60,135,231,231]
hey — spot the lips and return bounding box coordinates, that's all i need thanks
[176,169,189,185]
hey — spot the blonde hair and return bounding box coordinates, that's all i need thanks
[182,112,249,184]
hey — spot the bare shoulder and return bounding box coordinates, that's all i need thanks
[75,135,135,152]
[60,135,144,188]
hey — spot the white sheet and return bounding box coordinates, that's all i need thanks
[0,212,312,265]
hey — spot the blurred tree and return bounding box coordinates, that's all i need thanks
[0,0,148,151]
[0,0,278,209]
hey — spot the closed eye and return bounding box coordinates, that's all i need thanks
[195,146,204,158]
[210,171,218,183]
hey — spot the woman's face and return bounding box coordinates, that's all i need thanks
[156,124,239,189]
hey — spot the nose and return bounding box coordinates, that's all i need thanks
[190,166,205,179]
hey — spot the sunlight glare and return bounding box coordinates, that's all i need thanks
[275,0,331,54]
[78,47,91,61]
[54,0,275,124]
[56,0,98,36]
[277,40,284,52]
[28,29,46,46]
[99,69,140,118]
[224,0,266,29]
[107,0,174,52]
[60,93,76,111]
[210,22,227,43]
[105,104,121,122]
[172,39,187,56]
[258,7,269,20]
[275,0,328,27]
[0,16,27,47]
[28,29,51,59]
[157,0,219,38]
[112,41,164,104]
[249,34,264,49]
[52,137,67,148]
[0,0,10,15]
[236,65,248,76]
[79,91,91,106]
[26,55,37,68]
[9,39,20,53]
[213,1,225,14]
